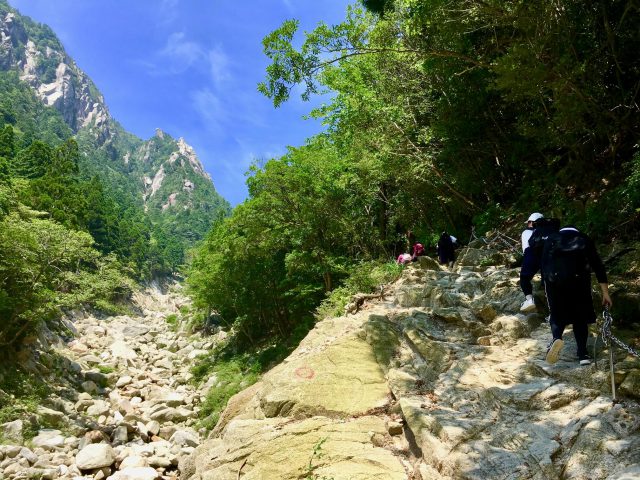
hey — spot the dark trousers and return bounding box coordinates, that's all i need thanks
[520,248,539,296]
[546,280,594,358]
[550,318,589,357]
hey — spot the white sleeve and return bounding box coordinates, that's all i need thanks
[521,230,533,253]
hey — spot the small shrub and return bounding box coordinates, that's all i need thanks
[317,260,402,319]
[0,367,50,440]
[97,365,114,374]
[305,437,334,480]
[198,357,260,430]
[165,313,179,331]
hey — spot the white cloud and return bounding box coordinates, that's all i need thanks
[208,46,231,87]
[191,88,225,134]
[158,0,179,24]
[148,34,232,87]
[160,32,205,73]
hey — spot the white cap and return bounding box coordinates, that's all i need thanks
[527,212,543,223]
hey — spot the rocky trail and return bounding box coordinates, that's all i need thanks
[184,250,640,480]
[1,246,639,480]
[0,284,220,480]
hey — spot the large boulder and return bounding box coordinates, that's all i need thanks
[31,429,65,451]
[110,340,138,361]
[76,443,115,470]
[186,416,406,480]
[107,467,159,480]
[250,316,392,420]
[0,419,23,443]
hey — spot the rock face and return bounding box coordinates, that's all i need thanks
[185,247,640,480]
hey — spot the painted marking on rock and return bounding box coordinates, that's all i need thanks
[295,366,315,379]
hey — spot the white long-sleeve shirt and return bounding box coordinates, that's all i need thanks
[521,228,534,253]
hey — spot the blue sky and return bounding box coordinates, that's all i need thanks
[8,0,353,205]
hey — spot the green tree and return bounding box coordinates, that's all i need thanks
[0,214,96,347]
[13,140,53,179]
[0,125,15,160]
[26,139,87,229]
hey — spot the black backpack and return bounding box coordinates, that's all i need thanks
[541,231,590,287]
[528,218,560,256]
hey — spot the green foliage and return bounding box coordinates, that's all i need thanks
[0,71,71,146]
[317,260,402,319]
[58,254,136,315]
[0,213,98,347]
[472,205,508,237]
[258,0,640,239]
[165,313,178,331]
[0,136,136,349]
[190,0,640,369]
[97,365,115,375]
[0,367,50,439]
[37,55,60,84]
[305,437,334,480]
[197,355,260,430]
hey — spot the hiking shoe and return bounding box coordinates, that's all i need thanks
[578,355,591,366]
[545,339,564,364]
[520,298,536,313]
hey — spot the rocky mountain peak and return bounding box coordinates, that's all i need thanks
[0,5,114,142]
[177,137,209,180]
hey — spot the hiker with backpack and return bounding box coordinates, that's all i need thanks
[520,213,543,312]
[541,226,612,366]
[437,232,456,267]
[520,213,560,312]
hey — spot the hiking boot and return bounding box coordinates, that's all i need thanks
[578,354,591,366]
[545,339,564,364]
[520,297,536,313]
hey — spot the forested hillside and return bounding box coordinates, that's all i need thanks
[0,2,229,353]
[0,0,229,269]
[188,0,640,361]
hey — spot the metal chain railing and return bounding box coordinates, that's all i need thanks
[602,307,640,358]
[594,307,640,401]
[468,227,521,254]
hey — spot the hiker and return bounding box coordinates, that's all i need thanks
[437,232,456,267]
[520,214,561,312]
[411,242,425,262]
[541,226,612,366]
[397,252,412,265]
[519,212,544,312]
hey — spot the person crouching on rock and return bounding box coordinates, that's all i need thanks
[541,226,612,366]
[411,242,425,262]
[397,252,412,265]
[520,212,543,312]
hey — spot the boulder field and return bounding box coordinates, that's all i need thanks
[0,284,221,479]
[183,250,640,480]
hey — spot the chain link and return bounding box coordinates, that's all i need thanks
[469,227,521,254]
[601,307,640,359]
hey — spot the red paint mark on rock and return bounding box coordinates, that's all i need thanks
[295,366,315,379]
